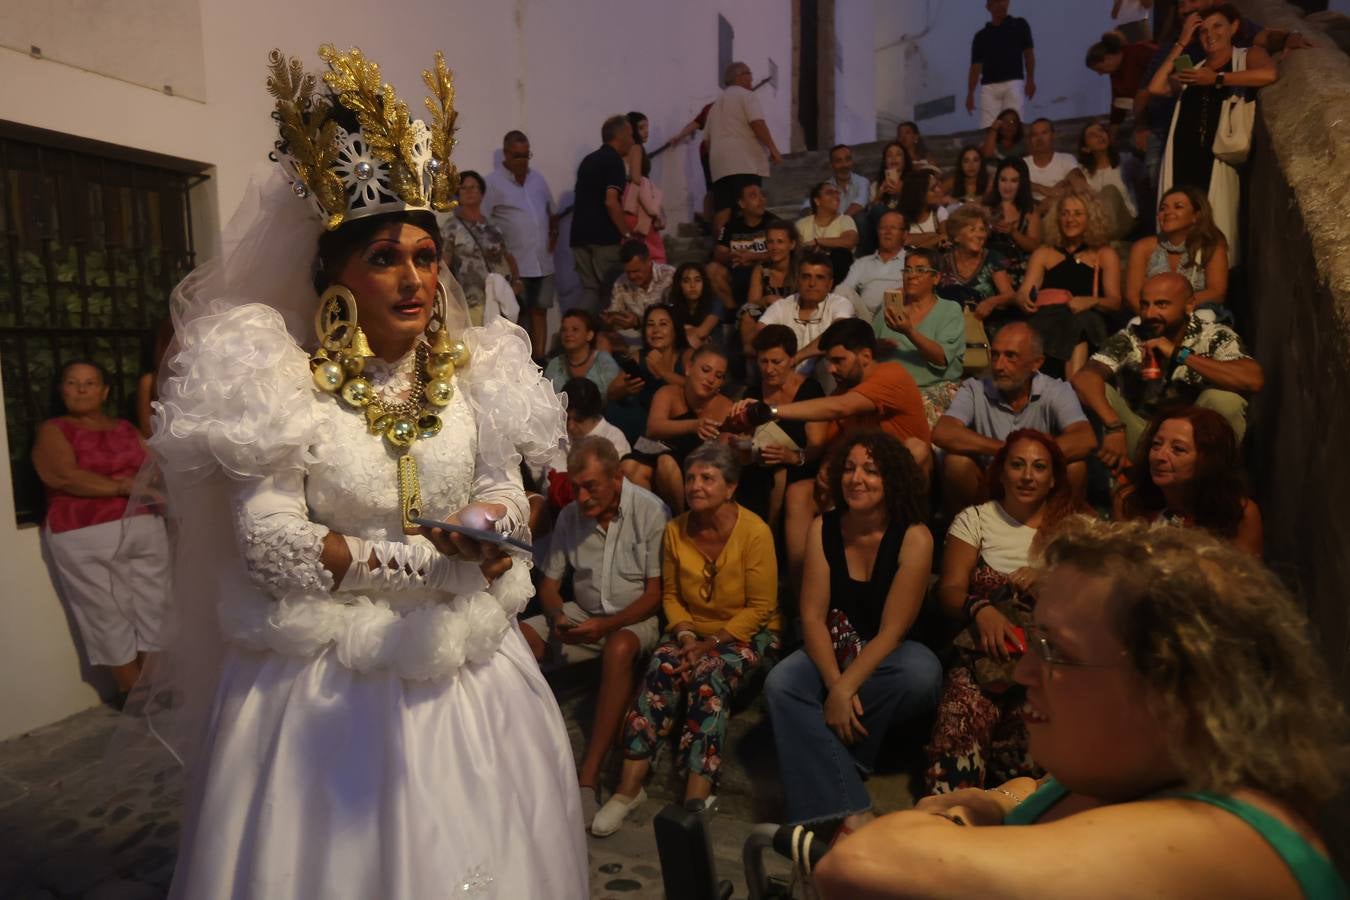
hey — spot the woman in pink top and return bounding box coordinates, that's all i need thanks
[33,360,168,698]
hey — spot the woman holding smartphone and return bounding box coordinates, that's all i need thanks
[1148,3,1277,266]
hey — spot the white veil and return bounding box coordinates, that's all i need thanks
[117,166,474,772]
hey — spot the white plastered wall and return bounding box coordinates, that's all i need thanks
[0,0,792,739]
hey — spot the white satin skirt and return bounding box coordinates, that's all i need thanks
[169,626,588,899]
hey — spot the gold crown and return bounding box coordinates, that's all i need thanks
[266,44,460,230]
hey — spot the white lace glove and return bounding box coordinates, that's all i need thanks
[339,536,490,597]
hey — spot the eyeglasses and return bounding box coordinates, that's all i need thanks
[901,266,937,276]
[699,559,718,602]
[1025,624,1128,670]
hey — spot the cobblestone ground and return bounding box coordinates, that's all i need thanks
[0,705,795,899]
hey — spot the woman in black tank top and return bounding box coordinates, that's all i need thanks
[763,431,944,832]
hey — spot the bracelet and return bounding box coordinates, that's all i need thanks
[1175,346,1193,365]
[1103,421,1127,434]
[986,787,1023,806]
[796,449,806,467]
[963,595,993,621]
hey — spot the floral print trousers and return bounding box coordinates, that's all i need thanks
[923,666,1043,794]
[623,630,777,785]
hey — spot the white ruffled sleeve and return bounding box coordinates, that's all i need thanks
[151,302,322,482]
[232,471,334,598]
[459,318,566,475]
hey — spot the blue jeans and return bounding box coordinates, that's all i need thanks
[764,642,942,825]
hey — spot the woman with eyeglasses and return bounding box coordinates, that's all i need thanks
[925,429,1080,795]
[936,204,1017,326]
[592,441,780,836]
[817,518,1345,900]
[764,431,941,838]
[871,246,967,426]
[797,181,859,284]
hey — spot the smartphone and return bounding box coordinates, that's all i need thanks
[884,167,902,187]
[617,354,643,379]
[410,516,535,554]
[1173,54,1195,72]
[883,287,905,319]
[1004,626,1027,656]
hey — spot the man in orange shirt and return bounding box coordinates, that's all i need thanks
[736,318,931,475]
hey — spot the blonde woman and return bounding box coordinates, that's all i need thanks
[1017,187,1122,379]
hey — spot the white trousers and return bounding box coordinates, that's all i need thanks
[45,516,168,666]
[980,80,1026,128]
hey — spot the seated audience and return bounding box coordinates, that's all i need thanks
[593,442,780,835]
[937,205,1017,326]
[601,239,676,353]
[607,304,693,444]
[980,108,1027,162]
[983,158,1042,290]
[707,182,779,314]
[818,518,1347,900]
[864,141,912,254]
[550,377,632,470]
[622,345,734,513]
[827,143,870,218]
[935,323,1095,516]
[440,169,521,326]
[1125,185,1228,316]
[796,181,860,284]
[897,121,941,174]
[1017,186,1123,379]
[1022,118,1078,207]
[669,262,723,349]
[926,429,1080,794]
[837,209,906,321]
[943,145,992,209]
[899,171,949,250]
[522,437,668,826]
[34,360,168,701]
[736,325,829,535]
[1067,121,1137,237]
[765,431,941,833]
[753,251,856,376]
[741,221,800,356]
[1072,272,1262,472]
[1115,405,1262,556]
[872,247,966,426]
[544,309,628,401]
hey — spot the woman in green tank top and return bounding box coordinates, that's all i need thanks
[814,518,1346,900]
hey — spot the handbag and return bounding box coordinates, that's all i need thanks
[963,306,991,376]
[1212,48,1255,166]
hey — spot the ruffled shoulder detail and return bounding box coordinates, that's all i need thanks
[151,302,321,481]
[458,318,566,469]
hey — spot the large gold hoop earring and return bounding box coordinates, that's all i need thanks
[315,284,359,353]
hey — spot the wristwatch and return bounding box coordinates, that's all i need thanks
[1103,421,1127,434]
[1216,72,1226,88]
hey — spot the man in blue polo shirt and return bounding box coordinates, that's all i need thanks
[933,322,1095,515]
[965,0,1036,128]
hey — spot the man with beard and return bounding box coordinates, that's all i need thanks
[934,322,1095,515]
[1072,272,1261,473]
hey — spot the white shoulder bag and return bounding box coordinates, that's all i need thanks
[1212,47,1255,165]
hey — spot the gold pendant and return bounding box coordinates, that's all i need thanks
[398,454,422,535]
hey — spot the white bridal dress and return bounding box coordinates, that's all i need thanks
[152,287,588,897]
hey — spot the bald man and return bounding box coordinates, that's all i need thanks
[935,322,1095,514]
[1072,272,1262,473]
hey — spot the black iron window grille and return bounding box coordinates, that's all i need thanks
[0,122,208,525]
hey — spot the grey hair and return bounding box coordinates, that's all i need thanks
[684,440,741,485]
[995,320,1045,359]
[567,435,620,477]
[724,61,750,86]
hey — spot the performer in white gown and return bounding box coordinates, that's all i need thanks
[148,45,588,898]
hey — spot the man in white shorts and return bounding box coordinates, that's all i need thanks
[965,0,1036,128]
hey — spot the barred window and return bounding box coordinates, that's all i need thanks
[0,122,207,525]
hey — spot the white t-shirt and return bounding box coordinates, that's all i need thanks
[545,417,631,475]
[707,85,769,182]
[1078,164,1138,218]
[796,213,858,244]
[1023,152,1078,198]
[907,205,949,235]
[947,500,1037,575]
[758,293,855,373]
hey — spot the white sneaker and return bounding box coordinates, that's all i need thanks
[590,788,647,837]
